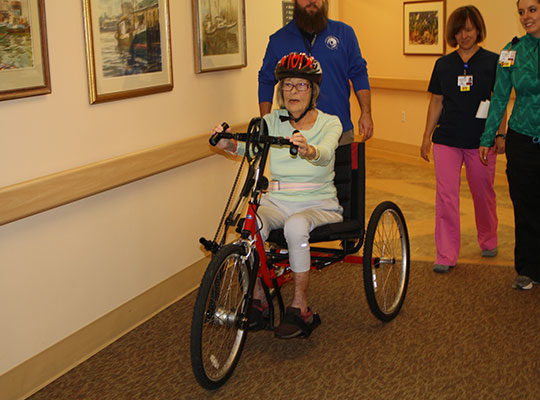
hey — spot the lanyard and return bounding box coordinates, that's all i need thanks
[302,33,317,56]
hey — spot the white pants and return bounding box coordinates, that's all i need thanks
[257,196,343,273]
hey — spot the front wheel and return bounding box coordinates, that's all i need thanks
[363,201,410,322]
[190,244,252,389]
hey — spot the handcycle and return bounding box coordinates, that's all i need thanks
[190,117,410,390]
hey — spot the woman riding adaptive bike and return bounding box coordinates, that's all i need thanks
[212,52,342,338]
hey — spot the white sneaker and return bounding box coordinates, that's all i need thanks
[512,275,536,290]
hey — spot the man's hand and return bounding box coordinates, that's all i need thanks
[358,113,374,142]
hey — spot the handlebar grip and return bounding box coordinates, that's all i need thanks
[200,237,219,253]
[209,122,230,146]
[289,129,299,156]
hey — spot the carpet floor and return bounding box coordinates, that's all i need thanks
[28,260,540,400]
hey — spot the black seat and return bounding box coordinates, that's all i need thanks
[266,142,365,246]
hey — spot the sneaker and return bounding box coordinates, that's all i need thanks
[512,275,537,290]
[481,248,498,257]
[274,306,319,339]
[433,264,455,273]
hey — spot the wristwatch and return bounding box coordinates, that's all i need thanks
[495,133,506,139]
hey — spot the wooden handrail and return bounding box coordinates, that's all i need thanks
[0,123,247,227]
[370,77,428,92]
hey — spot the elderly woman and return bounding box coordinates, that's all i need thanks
[212,52,342,338]
[479,0,540,290]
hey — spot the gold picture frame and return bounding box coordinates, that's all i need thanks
[0,0,51,102]
[192,0,247,73]
[82,0,173,104]
[403,0,446,55]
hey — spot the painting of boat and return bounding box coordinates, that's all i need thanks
[200,0,239,56]
[0,0,30,34]
[0,0,33,69]
[97,0,162,77]
[83,0,172,103]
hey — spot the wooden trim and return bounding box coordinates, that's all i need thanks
[0,256,208,400]
[370,76,429,92]
[369,76,516,100]
[0,123,246,227]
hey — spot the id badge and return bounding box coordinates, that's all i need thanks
[457,75,473,92]
[499,50,516,67]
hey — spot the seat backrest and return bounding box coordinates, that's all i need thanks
[333,142,365,228]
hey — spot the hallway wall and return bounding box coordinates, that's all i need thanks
[342,0,523,147]
[0,0,285,378]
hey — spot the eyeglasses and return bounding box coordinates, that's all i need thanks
[282,82,311,92]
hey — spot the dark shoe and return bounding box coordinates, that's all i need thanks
[248,299,269,330]
[481,248,498,257]
[274,306,321,339]
[433,264,455,273]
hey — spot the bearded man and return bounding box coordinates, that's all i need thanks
[258,0,373,144]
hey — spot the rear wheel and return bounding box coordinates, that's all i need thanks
[363,201,410,322]
[190,244,252,389]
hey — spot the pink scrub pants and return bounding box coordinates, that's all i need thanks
[433,143,498,266]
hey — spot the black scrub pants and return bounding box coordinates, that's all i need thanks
[506,128,540,281]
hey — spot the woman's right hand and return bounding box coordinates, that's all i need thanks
[211,124,235,151]
[420,137,432,162]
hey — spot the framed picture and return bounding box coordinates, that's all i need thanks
[192,0,247,73]
[282,1,294,27]
[403,0,446,55]
[82,0,173,104]
[0,0,51,102]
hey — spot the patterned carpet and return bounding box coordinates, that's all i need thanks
[28,260,540,400]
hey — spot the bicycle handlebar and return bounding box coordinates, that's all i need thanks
[209,122,298,156]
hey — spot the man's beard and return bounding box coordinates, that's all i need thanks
[294,1,328,33]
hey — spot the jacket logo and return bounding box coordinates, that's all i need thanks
[325,35,339,50]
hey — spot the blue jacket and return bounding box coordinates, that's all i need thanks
[258,19,370,132]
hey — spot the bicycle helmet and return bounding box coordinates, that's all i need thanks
[274,52,322,85]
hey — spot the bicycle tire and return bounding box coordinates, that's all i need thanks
[363,201,410,322]
[190,244,252,389]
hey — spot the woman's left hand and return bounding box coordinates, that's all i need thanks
[494,136,506,154]
[288,131,317,159]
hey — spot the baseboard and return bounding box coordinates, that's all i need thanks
[0,256,209,400]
